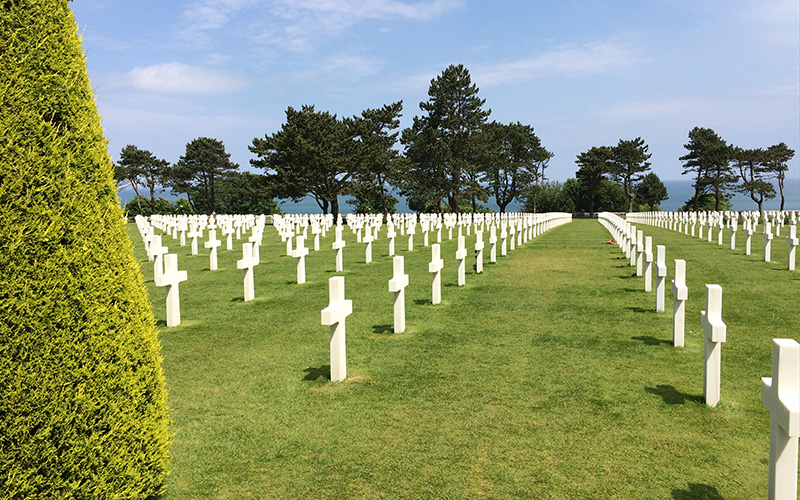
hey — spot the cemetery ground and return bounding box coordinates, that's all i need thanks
[129,218,798,499]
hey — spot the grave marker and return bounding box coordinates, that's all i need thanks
[643,236,653,292]
[237,242,258,302]
[292,235,309,284]
[204,229,221,271]
[671,259,688,347]
[764,222,774,262]
[429,244,444,304]
[388,256,409,333]
[154,253,188,327]
[701,284,726,407]
[786,225,798,271]
[456,235,467,286]
[761,338,800,500]
[475,230,484,274]
[655,245,666,312]
[321,276,352,382]
[332,225,346,272]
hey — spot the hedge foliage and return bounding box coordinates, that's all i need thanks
[0,1,171,498]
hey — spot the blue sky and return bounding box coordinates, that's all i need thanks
[71,0,799,183]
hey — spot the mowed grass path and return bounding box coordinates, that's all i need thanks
[129,218,798,499]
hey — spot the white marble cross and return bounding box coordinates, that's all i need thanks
[671,259,688,347]
[321,276,352,382]
[188,225,202,255]
[154,253,188,327]
[237,242,259,302]
[150,235,168,280]
[292,235,309,284]
[204,229,222,271]
[744,219,754,255]
[387,224,397,256]
[456,235,467,286]
[761,338,800,500]
[655,245,666,312]
[429,243,444,304]
[717,218,724,245]
[489,225,497,263]
[407,223,416,251]
[701,284,726,407]
[635,229,643,274]
[643,236,653,292]
[786,224,798,271]
[364,232,374,264]
[764,222,774,262]
[332,225,346,272]
[388,256,409,333]
[500,225,508,256]
[475,230,485,274]
[312,223,321,251]
[285,231,294,257]
[730,219,737,250]
[222,225,234,250]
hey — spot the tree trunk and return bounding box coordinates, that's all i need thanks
[778,175,786,211]
[331,197,339,221]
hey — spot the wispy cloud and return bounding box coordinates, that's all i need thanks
[180,0,462,51]
[122,62,250,95]
[740,0,799,45]
[392,40,643,93]
[473,41,643,86]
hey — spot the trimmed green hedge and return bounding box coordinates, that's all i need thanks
[0,1,171,498]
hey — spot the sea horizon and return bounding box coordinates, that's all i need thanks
[119,178,800,214]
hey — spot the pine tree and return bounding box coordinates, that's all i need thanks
[0,1,170,497]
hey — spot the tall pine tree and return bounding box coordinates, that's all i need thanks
[0,1,170,497]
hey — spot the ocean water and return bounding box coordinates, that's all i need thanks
[118,178,799,214]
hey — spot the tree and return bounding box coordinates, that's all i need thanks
[0,1,170,497]
[679,127,733,211]
[250,105,355,220]
[215,171,279,215]
[731,147,774,217]
[609,137,652,212]
[401,64,491,214]
[575,146,613,216]
[170,137,239,213]
[764,142,795,211]
[482,121,552,213]
[115,145,168,214]
[522,181,574,213]
[347,101,404,215]
[634,172,669,211]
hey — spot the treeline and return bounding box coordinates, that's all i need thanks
[117,65,793,218]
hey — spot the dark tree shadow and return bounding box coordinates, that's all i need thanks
[646,385,703,405]
[671,483,724,499]
[303,365,330,381]
[372,324,393,334]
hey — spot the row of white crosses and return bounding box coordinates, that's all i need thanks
[602,211,800,496]
[599,212,724,406]
[626,209,800,270]
[316,211,573,385]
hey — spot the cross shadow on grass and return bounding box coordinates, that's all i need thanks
[671,483,724,499]
[632,335,672,346]
[155,319,167,327]
[303,365,330,382]
[413,299,431,306]
[619,273,637,279]
[625,306,653,314]
[645,385,703,405]
[372,324,393,335]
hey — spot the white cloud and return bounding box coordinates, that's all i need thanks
[473,41,643,86]
[392,40,643,93]
[180,0,462,51]
[123,62,250,95]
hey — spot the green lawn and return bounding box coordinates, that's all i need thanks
[129,217,798,499]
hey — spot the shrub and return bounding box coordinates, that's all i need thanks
[0,1,171,498]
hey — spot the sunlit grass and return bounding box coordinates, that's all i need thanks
[129,217,798,499]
